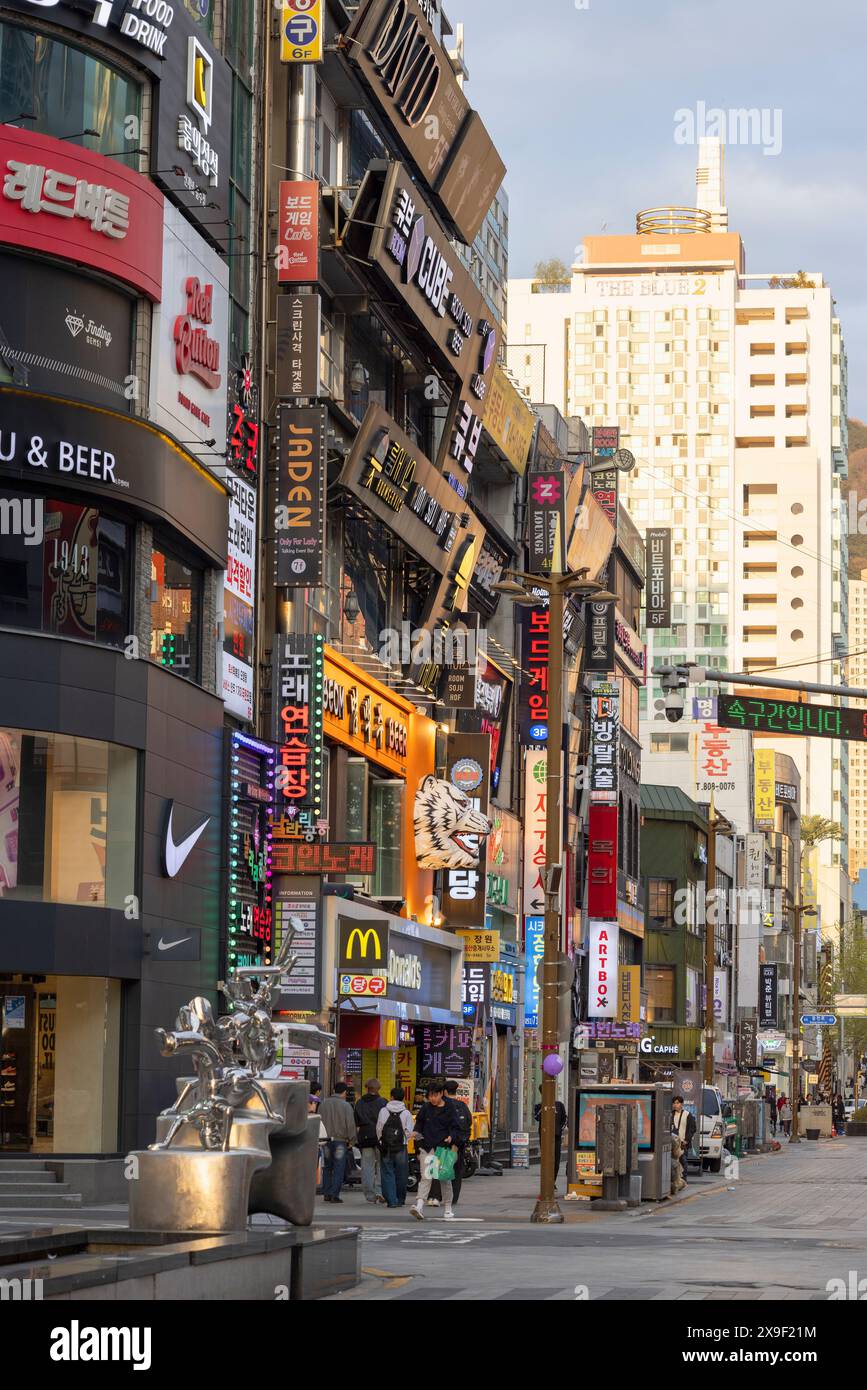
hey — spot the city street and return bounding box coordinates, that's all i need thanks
[314,1141,867,1301]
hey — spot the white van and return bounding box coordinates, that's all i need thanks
[700,1086,728,1172]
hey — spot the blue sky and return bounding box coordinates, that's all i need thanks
[446,0,867,417]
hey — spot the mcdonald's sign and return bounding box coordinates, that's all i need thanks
[338,917,390,973]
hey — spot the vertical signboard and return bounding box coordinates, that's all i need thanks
[280,1,324,63]
[527,469,567,575]
[588,919,619,1019]
[738,1017,758,1069]
[274,879,321,1013]
[590,682,619,802]
[523,915,544,1029]
[274,405,327,587]
[272,634,325,818]
[645,528,672,629]
[277,179,319,280]
[222,472,257,722]
[754,749,776,828]
[589,464,618,530]
[444,733,491,930]
[522,749,548,918]
[586,803,618,920]
[275,293,322,398]
[585,587,615,674]
[760,963,778,1028]
[227,732,275,969]
[618,964,640,1025]
[518,600,550,744]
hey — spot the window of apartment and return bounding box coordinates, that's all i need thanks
[750,374,775,387]
[785,342,808,355]
[649,733,689,753]
[743,593,777,609]
[743,625,777,640]
[749,343,775,356]
[315,80,339,186]
[647,879,676,929]
[0,728,136,909]
[743,562,777,577]
[0,23,142,167]
[786,404,807,417]
[150,546,202,682]
[785,373,807,386]
[743,531,777,547]
[743,483,777,513]
[349,109,386,185]
[750,405,775,418]
[646,964,676,1022]
[0,495,129,648]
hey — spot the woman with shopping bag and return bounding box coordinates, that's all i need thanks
[410,1081,459,1221]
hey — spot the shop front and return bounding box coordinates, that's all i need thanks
[322,896,465,1102]
[638,1026,703,1082]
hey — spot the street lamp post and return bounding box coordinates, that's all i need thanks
[494,563,616,1224]
[790,898,817,1144]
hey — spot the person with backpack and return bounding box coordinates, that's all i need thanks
[376,1086,415,1208]
[355,1078,387,1204]
[410,1081,458,1221]
[443,1080,473,1206]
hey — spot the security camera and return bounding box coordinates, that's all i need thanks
[664,691,685,723]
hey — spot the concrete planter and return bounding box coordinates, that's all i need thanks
[845,1122,867,1137]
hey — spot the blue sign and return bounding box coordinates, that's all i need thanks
[285,16,318,43]
[801,1013,837,1027]
[529,723,548,743]
[524,917,544,1029]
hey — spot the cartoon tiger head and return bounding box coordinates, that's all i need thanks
[413,775,493,871]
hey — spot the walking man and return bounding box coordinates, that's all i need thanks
[355,1078,387,1205]
[319,1081,356,1204]
[411,1082,457,1221]
[376,1086,415,1208]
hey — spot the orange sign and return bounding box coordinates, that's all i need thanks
[323,647,412,776]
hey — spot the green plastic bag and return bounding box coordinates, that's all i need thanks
[434,1145,457,1181]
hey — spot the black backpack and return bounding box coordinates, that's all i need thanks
[379,1109,406,1154]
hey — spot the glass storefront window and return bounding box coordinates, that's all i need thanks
[342,756,404,899]
[0,24,142,168]
[0,728,137,909]
[150,545,201,681]
[0,493,129,647]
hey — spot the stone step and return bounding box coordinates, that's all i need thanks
[0,1182,74,1195]
[0,1170,58,1184]
[0,1190,81,1209]
[0,1160,51,1169]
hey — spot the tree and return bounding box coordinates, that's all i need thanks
[532,258,570,293]
[833,916,867,1076]
[800,815,844,853]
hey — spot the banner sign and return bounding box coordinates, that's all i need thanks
[418,1024,473,1079]
[272,633,325,819]
[522,749,548,918]
[588,919,619,1019]
[456,930,500,964]
[585,582,615,674]
[589,464,618,529]
[223,472,256,722]
[738,1017,758,1069]
[754,748,776,828]
[760,963,778,1028]
[586,803,618,920]
[227,732,275,967]
[276,292,321,398]
[523,915,544,1029]
[271,841,376,876]
[518,601,550,745]
[590,682,619,802]
[277,180,319,283]
[444,734,491,930]
[618,965,641,1025]
[274,405,327,587]
[645,528,672,629]
[280,1,324,64]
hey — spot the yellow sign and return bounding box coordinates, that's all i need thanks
[482,366,535,476]
[456,930,500,963]
[754,749,775,826]
[280,1,324,64]
[491,967,515,1004]
[618,965,640,1025]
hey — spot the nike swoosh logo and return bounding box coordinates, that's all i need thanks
[163,804,210,878]
[158,936,192,952]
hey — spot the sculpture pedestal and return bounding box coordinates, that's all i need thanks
[128,1149,269,1234]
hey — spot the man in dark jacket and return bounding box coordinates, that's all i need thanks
[444,1080,473,1206]
[319,1082,357,1203]
[533,1086,568,1187]
[671,1095,697,1184]
[355,1078,387,1204]
[411,1082,458,1220]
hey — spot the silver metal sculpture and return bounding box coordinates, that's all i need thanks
[128,922,335,1234]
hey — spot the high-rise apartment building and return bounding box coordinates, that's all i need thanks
[849,570,867,886]
[509,140,850,935]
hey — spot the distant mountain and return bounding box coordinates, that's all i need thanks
[849,419,867,580]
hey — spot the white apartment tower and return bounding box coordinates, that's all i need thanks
[848,570,867,886]
[509,141,850,935]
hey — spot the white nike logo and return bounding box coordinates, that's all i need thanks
[158,936,193,952]
[163,804,210,878]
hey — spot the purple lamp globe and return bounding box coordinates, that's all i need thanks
[543,1054,564,1077]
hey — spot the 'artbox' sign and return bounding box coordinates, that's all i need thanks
[588,919,619,1019]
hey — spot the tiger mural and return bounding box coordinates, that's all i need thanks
[413,775,492,871]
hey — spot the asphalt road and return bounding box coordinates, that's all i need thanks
[318,1138,867,1301]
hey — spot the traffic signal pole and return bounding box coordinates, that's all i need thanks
[654,665,867,704]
